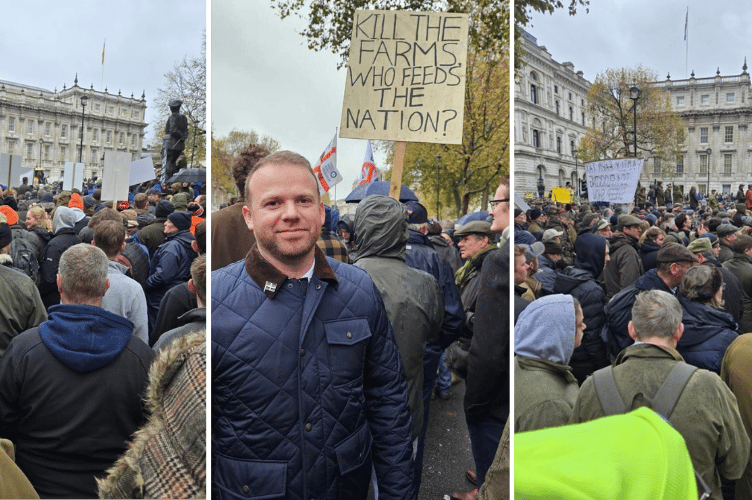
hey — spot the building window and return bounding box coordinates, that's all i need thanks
[725,126,733,143]
[556,136,562,153]
[45,122,51,136]
[727,93,736,103]
[676,155,684,174]
[724,154,732,174]
[44,145,50,161]
[701,94,709,105]
[654,158,661,175]
[700,154,708,174]
[530,84,538,104]
[8,117,16,133]
[27,121,33,134]
[532,130,540,148]
[569,107,573,121]
[60,146,66,161]
[676,96,684,106]
[700,127,708,144]
[61,125,67,138]
[555,101,560,115]
[25,142,33,160]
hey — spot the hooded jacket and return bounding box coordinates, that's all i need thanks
[514,294,580,432]
[353,196,443,438]
[0,304,153,498]
[553,233,609,383]
[212,243,415,500]
[39,207,82,308]
[676,294,738,373]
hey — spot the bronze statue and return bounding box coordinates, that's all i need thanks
[161,99,188,184]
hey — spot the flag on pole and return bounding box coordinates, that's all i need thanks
[102,39,106,65]
[312,134,342,194]
[684,8,688,41]
[358,140,379,185]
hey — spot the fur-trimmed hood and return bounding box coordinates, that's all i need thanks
[97,331,206,499]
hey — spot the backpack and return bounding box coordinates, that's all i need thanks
[10,232,41,284]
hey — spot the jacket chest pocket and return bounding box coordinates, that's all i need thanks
[324,318,372,386]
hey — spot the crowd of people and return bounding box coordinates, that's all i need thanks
[514,187,752,499]
[0,175,207,497]
[210,146,510,500]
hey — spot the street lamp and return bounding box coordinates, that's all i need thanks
[435,154,441,220]
[572,147,579,198]
[629,85,641,157]
[78,94,88,163]
[706,147,712,196]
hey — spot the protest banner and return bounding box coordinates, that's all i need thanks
[62,162,85,192]
[585,158,644,204]
[129,156,156,186]
[101,151,131,202]
[0,154,25,189]
[340,9,469,145]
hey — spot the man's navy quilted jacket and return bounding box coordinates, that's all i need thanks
[212,245,414,500]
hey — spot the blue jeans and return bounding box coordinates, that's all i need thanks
[466,414,506,487]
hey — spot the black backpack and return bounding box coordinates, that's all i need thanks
[10,231,41,284]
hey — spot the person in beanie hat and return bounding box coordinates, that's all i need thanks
[143,208,197,331]
[137,200,175,258]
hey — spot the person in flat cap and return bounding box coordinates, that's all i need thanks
[143,209,197,332]
[161,99,188,185]
[687,237,744,324]
[602,214,645,300]
[602,242,699,359]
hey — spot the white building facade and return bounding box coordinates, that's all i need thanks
[514,29,590,197]
[0,75,147,185]
[647,64,752,198]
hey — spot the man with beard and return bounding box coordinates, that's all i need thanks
[211,150,414,499]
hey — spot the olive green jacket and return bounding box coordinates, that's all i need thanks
[571,343,750,500]
[514,356,579,433]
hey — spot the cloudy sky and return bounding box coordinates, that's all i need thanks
[526,0,752,84]
[1,0,205,143]
[212,0,386,200]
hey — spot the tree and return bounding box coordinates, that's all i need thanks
[271,0,509,69]
[578,66,685,177]
[381,46,510,219]
[514,0,589,70]
[152,31,207,167]
[211,129,281,197]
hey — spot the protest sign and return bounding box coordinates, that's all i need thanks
[101,151,131,202]
[129,156,156,185]
[584,158,644,204]
[340,9,468,144]
[62,162,85,192]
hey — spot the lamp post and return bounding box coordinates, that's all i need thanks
[78,94,88,163]
[572,147,579,198]
[629,85,641,157]
[435,154,441,220]
[706,147,712,196]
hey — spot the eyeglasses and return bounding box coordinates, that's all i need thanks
[489,198,509,209]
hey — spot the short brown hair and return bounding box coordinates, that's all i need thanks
[93,220,125,257]
[244,150,319,203]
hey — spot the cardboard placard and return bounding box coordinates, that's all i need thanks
[340,10,468,144]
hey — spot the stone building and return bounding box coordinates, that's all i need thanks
[514,29,590,197]
[0,75,147,185]
[648,63,752,198]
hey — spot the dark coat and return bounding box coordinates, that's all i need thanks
[677,294,738,373]
[465,244,510,423]
[212,246,414,500]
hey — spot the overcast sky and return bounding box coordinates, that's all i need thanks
[526,0,752,84]
[212,0,386,200]
[0,0,205,144]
